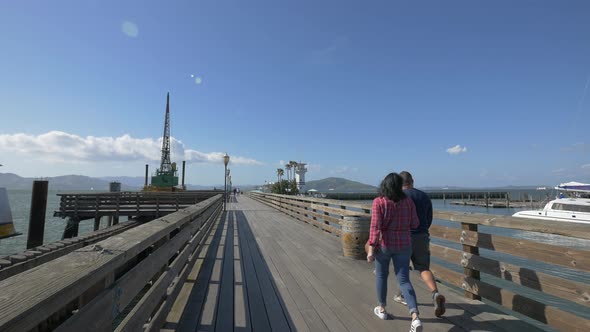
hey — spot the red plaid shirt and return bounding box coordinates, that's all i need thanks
[369,196,419,251]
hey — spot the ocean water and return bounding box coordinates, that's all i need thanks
[0,189,101,256]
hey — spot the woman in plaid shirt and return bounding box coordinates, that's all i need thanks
[367,172,423,332]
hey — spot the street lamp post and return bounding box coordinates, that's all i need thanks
[227,170,231,201]
[223,153,230,211]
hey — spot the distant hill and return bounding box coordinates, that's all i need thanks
[0,173,138,191]
[0,172,227,191]
[305,177,378,193]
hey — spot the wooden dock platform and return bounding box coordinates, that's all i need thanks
[161,196,544,332]
[1,193,588,331]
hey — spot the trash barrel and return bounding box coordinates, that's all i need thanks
[341,215,370,259]
[0,187,20,240]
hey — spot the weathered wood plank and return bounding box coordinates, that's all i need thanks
[0,196,221,332]
[460,229,590,272]
[463,277,590,331]
[237,211,272,332]
[239,211,291,332]
[56,203,221,332]
[434,210,590,240]
[173,212,226,331]
[118,205,221,332]
[161,214,220,330]
[462,252,590,307]
[214,211,234,332]
[233,214,253,332]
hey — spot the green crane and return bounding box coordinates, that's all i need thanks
[148,93,179,190]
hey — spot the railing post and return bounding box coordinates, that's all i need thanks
[26,180,48,249]
[114,194,120,225]
[461,222,481,300]
[156,196,160,218]
[94,196,100,231]
[341,215,370,259]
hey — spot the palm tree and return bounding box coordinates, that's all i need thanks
[289,161,297,182]
[277,168,284,183]
[285,163,292,182]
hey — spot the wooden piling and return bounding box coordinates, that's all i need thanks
[26,181,48,249]
[461,222,481,300]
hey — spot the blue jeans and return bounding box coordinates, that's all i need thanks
[375,246,419,315]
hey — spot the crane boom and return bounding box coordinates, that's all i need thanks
[160,92,172,173]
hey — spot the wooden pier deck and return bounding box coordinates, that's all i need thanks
[163,195,542,332]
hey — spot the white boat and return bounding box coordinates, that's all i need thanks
[554,181,590,193]
[513,182,590,224]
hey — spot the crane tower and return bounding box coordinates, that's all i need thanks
[148,93,179,190]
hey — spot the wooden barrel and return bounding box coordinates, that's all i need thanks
[341,215,370,259]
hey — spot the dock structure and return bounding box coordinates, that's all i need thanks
[0,194,589,331]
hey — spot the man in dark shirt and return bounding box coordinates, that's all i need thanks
[394,171,446,317]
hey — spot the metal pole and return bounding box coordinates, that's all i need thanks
[224,164,227,211]
[182,160,186,190]
[144,164,149,188]
[26,180,48,249]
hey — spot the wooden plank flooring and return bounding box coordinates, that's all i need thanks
[162,196,545,332]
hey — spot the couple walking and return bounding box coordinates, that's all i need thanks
[366,171,446,332]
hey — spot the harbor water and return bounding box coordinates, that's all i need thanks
[0,189,100,256]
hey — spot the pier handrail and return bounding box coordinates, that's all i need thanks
[249,192,590,331]
[0,194,223,332]
[54,191,221,219]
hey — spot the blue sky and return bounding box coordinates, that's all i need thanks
[1,0,589,187]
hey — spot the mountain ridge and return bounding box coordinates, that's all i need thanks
[304,177,378,193]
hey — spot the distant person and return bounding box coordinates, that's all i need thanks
[367,172,422,332]
[394,171,445,318]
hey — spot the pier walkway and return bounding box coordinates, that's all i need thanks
[163,195,540,332]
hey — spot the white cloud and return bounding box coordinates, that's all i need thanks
[121,21,139,38]
[195,77,203,85]
[0,131,262,165]
[552,168,566,174]
[582,164,590,169]
[279,160,285,166]
[446,145,467,155]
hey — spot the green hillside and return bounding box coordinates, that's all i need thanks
[304,177,377,193]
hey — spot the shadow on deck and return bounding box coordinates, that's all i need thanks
[161,196,546,332]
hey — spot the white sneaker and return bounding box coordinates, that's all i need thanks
[433,293,446,317]
[393,294,407,306]
[373,306,387,320]
[410,318,423,332]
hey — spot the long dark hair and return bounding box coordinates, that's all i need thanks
[379,172,406,202]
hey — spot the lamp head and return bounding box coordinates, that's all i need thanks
[223,153,230,166]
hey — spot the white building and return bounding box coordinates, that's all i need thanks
[294,162,307,192]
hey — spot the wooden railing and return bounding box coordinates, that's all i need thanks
[0,194,223,332]
[250,192,590,331]
[0,220,139,281]
[54,191,221,220]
